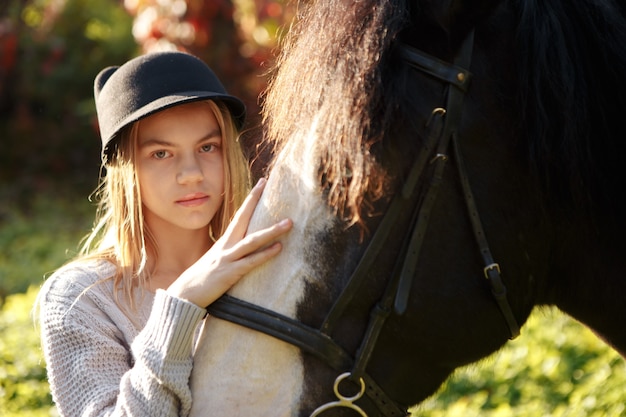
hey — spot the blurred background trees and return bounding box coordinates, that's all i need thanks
[0,0,295,200]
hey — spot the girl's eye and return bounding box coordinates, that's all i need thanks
[152,150,170,159]
[200,144,218,153]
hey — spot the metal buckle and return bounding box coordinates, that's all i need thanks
[483,263,501,278]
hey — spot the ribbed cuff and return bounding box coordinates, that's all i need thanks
[141,289,206,360]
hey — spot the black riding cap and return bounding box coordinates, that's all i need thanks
[94,51,246,162]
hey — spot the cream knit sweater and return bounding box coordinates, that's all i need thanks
[38,260,207,417]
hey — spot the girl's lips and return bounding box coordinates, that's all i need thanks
[176,193,210,207]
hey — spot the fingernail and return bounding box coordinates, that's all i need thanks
[279,218,291,227]
[256,177,267,188]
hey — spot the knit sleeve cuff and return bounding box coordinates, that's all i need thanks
[138,289,206,361]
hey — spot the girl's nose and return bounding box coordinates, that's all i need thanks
[177,154,204,184]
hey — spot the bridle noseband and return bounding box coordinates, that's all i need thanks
[207,31,520,417]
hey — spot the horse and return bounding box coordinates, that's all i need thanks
[189,0,626,415]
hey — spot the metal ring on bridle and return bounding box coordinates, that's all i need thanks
[425,107,446,127]
[309,372,368,416]
[334,372,365,402]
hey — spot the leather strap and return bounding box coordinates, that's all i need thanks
[394,31,475,314]
[451,135,521,339]
[207,296,409,416]
[208,295,353,371]
[321,114,441,335]
[399,46,472,92]
[395,33,520,339]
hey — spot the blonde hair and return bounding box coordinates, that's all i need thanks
[79,100,250,307]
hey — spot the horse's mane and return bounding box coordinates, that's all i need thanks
[514,0,626,210]
[261,0,407,225]
[260,0,626,223]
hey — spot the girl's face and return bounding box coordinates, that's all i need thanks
[136,101,225,235]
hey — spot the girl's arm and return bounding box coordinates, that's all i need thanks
[39,268,205,417]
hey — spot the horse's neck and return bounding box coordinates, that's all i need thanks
[189,147,334,417]
[231,145,335,313]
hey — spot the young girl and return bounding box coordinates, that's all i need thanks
[37,51,292,416]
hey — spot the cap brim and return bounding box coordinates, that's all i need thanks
[103,91,245,157]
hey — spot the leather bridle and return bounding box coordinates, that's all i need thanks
[207,31,520,416]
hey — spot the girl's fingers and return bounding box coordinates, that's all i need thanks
[226,218,292,261]
[170,222,290,307]
[167,178,292,307]
[188,241,285,307]
[234,241,283,274]
[221,178,267,243]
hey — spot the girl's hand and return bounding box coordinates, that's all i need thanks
[166,178,292,307]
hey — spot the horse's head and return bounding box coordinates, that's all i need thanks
[190,0,626,415]
[190,2,525,415]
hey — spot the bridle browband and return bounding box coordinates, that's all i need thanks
[207,31,520,416]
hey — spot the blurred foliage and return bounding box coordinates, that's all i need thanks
[124,0,296,114]
[0,0,295,196]
[0,286,57,417]
[412,309,626,416]
[0,0,137,196]
[0,189,93,299]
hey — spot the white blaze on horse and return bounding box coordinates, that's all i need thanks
[191,125,333,415]
[190,0,626,415]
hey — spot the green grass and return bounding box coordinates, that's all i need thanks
[0,187,91,415]
[0,287,57,417]
[0,189,94,299]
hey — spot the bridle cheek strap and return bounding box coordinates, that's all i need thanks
[396,32,520,338]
